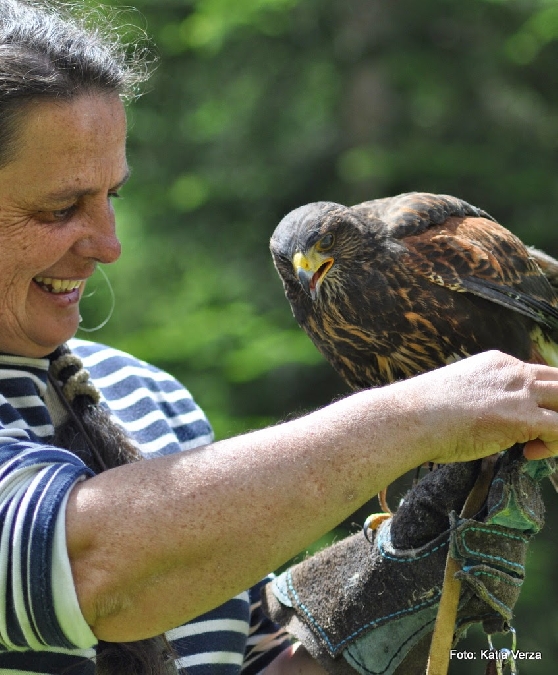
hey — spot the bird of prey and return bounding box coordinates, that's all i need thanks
[270,192,558,392]
[271,192,558,509]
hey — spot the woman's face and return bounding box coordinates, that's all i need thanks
[0,93,128,357]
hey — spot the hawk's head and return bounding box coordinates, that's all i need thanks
[271,201,382,304]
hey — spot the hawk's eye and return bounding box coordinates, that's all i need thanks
[316,233,335,252]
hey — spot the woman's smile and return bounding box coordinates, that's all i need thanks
[32,275,87,306]
[0,93,127,356]
[33,276,85,294]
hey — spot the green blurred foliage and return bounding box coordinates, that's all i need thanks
[77,0,558,669]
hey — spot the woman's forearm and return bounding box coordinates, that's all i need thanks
[66,351,558,641]
[67,387,414,641]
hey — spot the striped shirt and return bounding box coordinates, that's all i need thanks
[0,339,290,674]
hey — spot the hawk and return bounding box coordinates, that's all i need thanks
[271,192,558,390]
[270,192,558,508]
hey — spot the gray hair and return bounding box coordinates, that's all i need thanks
[0,0,153,165]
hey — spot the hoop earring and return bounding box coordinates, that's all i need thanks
[78,265,116,333]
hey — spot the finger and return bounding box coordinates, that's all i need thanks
[530,364,558,382]
[533,378,558,407]
[523,439,558,460]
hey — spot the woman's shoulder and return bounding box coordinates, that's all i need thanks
[69,338,159,371]
[68,338,193,399]
[68,339,214,454]
[68,338,181,382]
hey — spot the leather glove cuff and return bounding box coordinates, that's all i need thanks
[262,452,554,675]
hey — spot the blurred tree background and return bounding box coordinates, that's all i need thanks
[79,0,558,671]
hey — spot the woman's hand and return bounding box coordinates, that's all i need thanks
[385,350,558,464]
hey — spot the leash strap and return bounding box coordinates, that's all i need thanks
[426,455,498,675]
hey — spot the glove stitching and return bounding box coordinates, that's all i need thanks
[457,527,527,573]
[286,569,441,653]
[469,570,522,587]
[378,524,449,562]
[473,587,512,617]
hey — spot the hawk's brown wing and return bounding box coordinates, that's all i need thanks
[353,191,494,238]
[354,193,558,332]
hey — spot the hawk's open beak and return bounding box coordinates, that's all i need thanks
[293,251,334,301]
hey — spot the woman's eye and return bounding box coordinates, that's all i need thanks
[36,203,78,223]
[39,191,121,223]
[317,233,335,251]
[52,205,77,220]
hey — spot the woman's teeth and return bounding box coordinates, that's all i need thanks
[34,276,83,294]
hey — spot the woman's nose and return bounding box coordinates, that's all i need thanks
[72,200,122,264]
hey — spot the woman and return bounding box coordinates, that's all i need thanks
[0,2,557,674]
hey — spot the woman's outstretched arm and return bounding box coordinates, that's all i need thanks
[66,351,558,641]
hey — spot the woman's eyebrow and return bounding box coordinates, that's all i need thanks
[43,167,132,203]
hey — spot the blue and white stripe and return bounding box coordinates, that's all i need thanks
[0,339,290,674]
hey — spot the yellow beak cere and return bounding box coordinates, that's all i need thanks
[292,250,334,301]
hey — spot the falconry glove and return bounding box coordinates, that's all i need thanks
[262,449,555,675]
